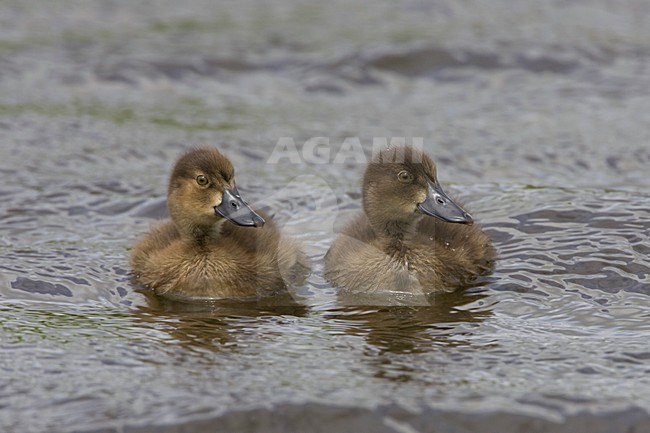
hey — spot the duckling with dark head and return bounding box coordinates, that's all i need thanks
[131,148,308,300]
[324,146,495,295]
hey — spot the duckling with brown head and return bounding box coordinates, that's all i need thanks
[324,146,495,295]
[130,148,308,300]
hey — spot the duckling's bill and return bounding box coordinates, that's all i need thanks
[214,187,265,227]
[417,181,473,224]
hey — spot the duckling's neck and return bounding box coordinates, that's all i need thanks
[364,194,422,242]
[371,217,422,267]
[382,220,415,240]
[176,220,225,245]
[371,214,422,243]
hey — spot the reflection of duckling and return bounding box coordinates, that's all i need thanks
[325,146,495,294]
[130,148,308,300]
[133,291,308,354]
[326,290,491,355]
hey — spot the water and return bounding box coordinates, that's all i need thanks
[1,1,650,432]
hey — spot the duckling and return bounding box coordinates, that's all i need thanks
[324,146,495,294]
[130,147,308,300]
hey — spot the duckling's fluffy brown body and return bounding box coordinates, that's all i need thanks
[324,147,495,294]
[325,212,494,293]
[130,148,307,300]
[131,215,306,299]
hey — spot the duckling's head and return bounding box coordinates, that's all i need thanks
[167,148,264,237]
[362,146,472,235]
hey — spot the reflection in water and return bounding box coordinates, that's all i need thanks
[132,291,310,354]
[325,289,491,355]
[322,289,493,384]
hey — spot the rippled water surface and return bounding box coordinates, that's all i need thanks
[1,1,650,432]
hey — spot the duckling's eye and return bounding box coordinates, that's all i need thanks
[195,175,209,186]
[397,170,413,183]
